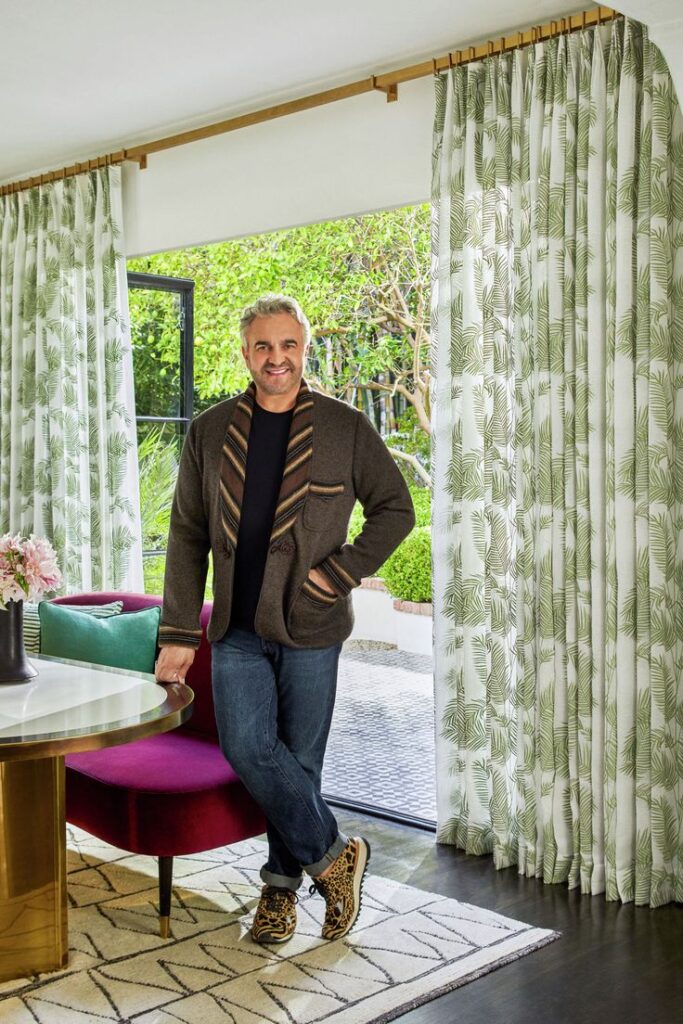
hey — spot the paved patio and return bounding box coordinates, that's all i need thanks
[321,640,436,823]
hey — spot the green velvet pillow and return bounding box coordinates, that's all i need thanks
[24,600,124,654]
[38,602,161,674]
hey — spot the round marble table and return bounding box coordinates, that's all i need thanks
[0,655,193,981]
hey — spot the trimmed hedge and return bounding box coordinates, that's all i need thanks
[347,485,431,542]
[346,486,432,603]
[411,486,431,528]
[347,500,366,543]
[380,526,432,603]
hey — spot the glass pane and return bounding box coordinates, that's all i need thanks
[130,288,182,417]
[194,386,220,415]
[143,554,166,597]
[137,421,184,555]
[142,551,215,600]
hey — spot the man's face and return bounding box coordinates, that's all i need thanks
[242,313,308,401]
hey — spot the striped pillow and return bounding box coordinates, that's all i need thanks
[23,601,125,654]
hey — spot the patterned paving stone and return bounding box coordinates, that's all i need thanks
[322,642,436,822]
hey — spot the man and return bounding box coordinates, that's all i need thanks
[156,294,415,944]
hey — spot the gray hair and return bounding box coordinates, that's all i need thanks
[239,293,311,347]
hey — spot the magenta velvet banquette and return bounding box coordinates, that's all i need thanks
[54,592,265,937]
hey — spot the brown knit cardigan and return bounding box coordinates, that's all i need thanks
[158,379,415,650]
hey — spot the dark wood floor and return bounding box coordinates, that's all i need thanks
[335,810,683,1024]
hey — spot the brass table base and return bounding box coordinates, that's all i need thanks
[0,756,67,980]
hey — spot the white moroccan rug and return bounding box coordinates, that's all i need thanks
[0,827,558,1023]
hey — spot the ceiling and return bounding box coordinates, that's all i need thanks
[3,2,681,190]
[2,0,591,186]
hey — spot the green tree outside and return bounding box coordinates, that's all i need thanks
[128,204,433,598]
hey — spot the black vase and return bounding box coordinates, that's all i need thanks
[0,599,38,684]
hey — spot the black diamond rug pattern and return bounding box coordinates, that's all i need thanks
[0,827,559,1023]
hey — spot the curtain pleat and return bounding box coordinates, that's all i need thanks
[432,18,683,906]
[0,166,143,592]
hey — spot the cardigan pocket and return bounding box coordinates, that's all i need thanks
[287,581,351,646]
[300,576,338,607]
[303,481,346,531]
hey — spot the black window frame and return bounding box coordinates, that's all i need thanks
[128,271,195,559]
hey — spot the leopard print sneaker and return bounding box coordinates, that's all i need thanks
[251,885,298,944]
[309,836,371,940]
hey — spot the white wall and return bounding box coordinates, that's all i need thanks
[122,6,683,258]
[122,77,434,257]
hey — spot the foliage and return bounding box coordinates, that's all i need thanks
[129,290,182,418]
[142,554,166,597]
[410,485,432,527]
[137,426,178,552]
[347,502,366,543]
[142,550,214,600]
[380,526,432,603]
[347,484,430,545]
[128,205,432,481]
[347,484,432,601]
[386,406,432,480]
[137,426,217,598]
[130,205,434,594]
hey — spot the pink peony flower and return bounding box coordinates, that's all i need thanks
[0,533,62,608]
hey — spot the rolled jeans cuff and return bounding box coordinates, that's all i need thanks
[259,866,302,892]
[305,831,349,878]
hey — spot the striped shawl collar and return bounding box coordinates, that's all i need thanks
[219,378,314,548]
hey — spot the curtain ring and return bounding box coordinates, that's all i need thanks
[487,39,494,57]
[500,37,506,55]
[468,45,475,61]
[447,51,454,69]
[581,10,586,30]
[456,49,463,65]
[431,59,437,76]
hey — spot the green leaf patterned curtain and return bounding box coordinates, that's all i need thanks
[431,17,683,907]
[0,166,143,591]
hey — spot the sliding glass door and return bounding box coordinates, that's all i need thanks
[128,272,194,593]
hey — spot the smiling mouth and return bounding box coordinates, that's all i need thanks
[266,367,290,375]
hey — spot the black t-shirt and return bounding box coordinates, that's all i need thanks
[229,400,293,633]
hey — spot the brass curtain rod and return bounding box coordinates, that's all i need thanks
[1,5,618,198]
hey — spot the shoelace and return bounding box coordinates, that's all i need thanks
[310,878,345,921]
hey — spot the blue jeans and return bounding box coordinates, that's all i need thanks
[211,626,347,891]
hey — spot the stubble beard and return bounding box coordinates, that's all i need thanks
[254,364,301,397]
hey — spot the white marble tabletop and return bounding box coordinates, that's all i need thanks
[0,655,184,751]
